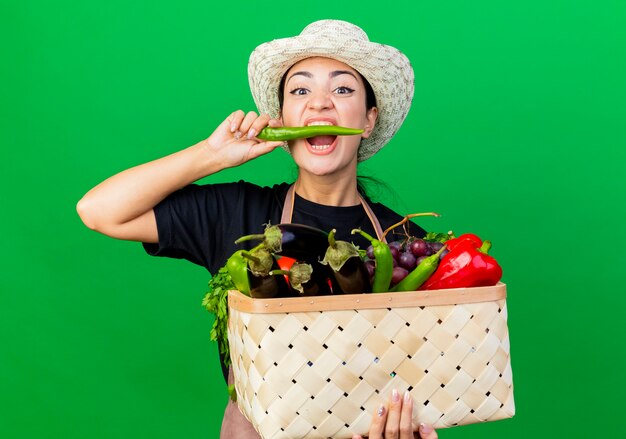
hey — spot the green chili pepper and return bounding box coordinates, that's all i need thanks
[225,249,259,296]
[257,126,364,141]
[390,246,446,292]
[351,229,393,293]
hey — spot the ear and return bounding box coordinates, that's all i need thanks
[362,107,378,138]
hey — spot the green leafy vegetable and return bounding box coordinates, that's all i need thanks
[201,266,235,368]
[424,231,453,243]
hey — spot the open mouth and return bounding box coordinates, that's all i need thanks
[305,135,338,151]
[304,120,338,153]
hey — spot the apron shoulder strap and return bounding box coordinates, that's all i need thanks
[280,184,296,224]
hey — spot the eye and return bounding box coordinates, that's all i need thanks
[289,87,309,96]
[334,86,355,95]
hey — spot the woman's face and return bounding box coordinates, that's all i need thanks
[281,57,377,177]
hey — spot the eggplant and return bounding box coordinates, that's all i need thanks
[236,223,329,263]
[299,261,333,296]
[272,261,332,297]
[242,245,291,298]
[321,229,372,294]
[249,264,291,298]
[328,256,371,294]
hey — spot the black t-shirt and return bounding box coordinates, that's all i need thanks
[142,180,426,381]
[143,181,426,273]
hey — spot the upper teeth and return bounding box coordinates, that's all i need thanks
[307,121,333,126]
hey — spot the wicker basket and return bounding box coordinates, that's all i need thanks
[227,283,514,439]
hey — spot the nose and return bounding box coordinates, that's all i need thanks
[307,91,333,111]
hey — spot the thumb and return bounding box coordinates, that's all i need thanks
[418,423,438,439]
[242,140,285,161]
[254,140,285,154]
[268,118,283,128]
[352,436,363,439]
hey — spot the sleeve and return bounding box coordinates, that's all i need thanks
[142,181,286,274]
[142,182,244,272]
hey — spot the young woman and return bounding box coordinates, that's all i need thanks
[77,20,438,439]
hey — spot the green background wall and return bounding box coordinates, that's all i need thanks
[2,1,624,437]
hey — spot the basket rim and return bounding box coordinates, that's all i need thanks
[228,282,507,314]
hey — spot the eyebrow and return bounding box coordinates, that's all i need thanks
[286,70,358,84]
[330,70,357,80]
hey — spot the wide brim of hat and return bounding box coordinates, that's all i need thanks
[248,30,414,162]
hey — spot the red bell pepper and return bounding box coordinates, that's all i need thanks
[420,237,502,290]
[444,233,483,251]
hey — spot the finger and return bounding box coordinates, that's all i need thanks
[399,391,414,439]
[216,114,233,132]
[247,113,271,140]
[367,403,388,439]
[385,389,403,439]
[267,118,283,128]
[228,110,245,133]
[418,423,438,439]
[241,141,285,161]
[239,111,259,137]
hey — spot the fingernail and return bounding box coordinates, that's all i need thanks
[377,404,385,417]
[392,389,400,402]
[234,131,242,140]
[230,122,237,133]
[419,423,433,434]
[247,128,256,139]
[403,390,411,403]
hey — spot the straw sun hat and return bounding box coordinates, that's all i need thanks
[248,20,414,162]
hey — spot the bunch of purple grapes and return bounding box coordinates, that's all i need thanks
[364,238,449,286]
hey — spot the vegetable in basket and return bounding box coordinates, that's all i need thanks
[201,266,238,402]
[271,261,332,296]
[202,266,235,367]
[226,241,291,298]
[391,245,447,292]
[351,229,393,293]
[242,245,291,298]
[236,223,329,262]
[421,235,503,290]
[225,250,253,296]
[320,229,371,294]
[444,233,482,250]
[354,213,441,292]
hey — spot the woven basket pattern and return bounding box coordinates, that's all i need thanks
[228,289,514,438]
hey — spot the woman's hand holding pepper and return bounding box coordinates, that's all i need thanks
[204,110,285,169]
[352,389,438,439]
[76,109,284,243]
